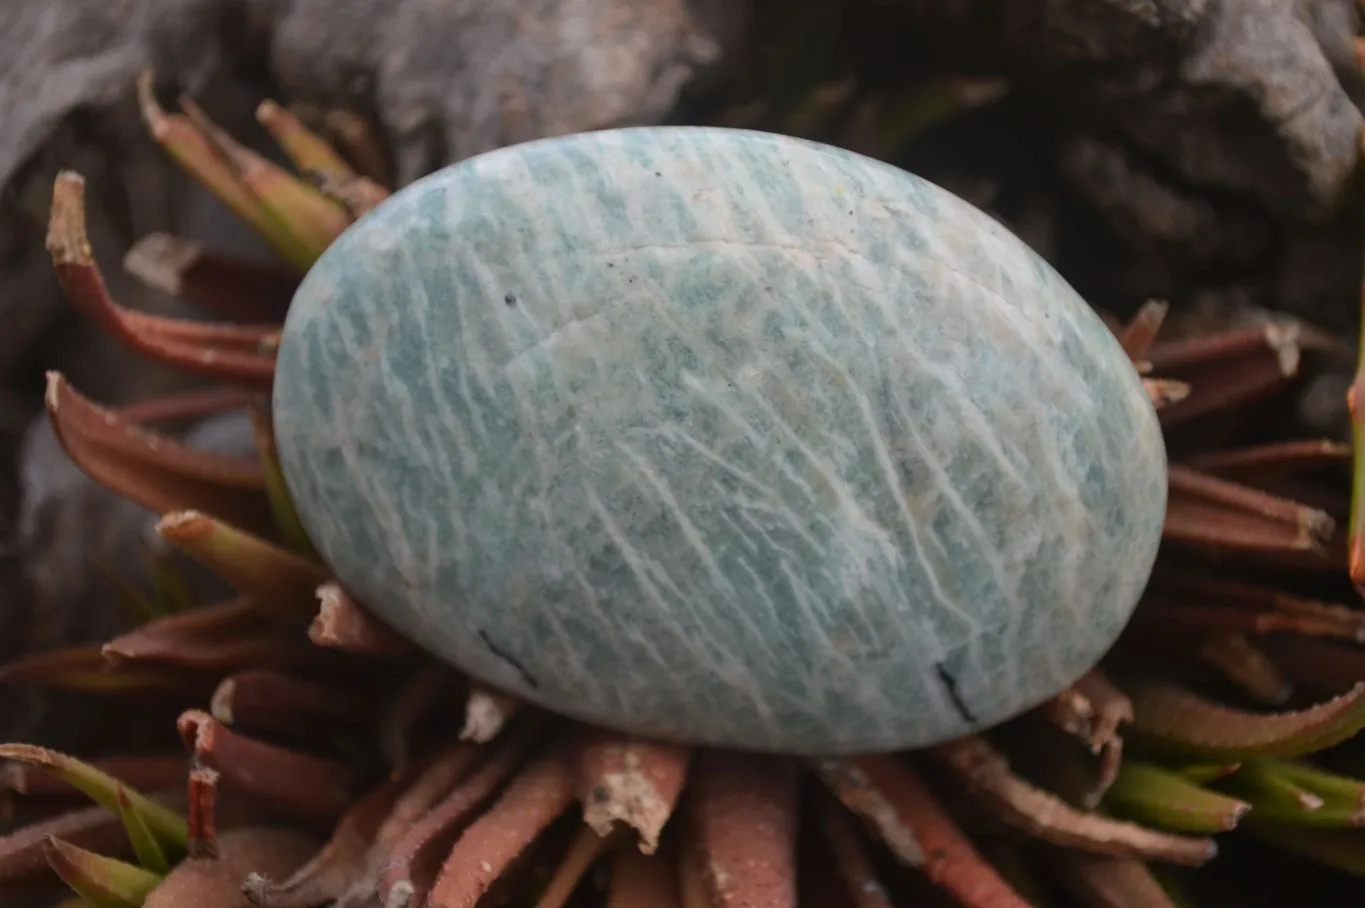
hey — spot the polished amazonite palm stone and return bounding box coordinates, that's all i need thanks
[273,126,1167,755]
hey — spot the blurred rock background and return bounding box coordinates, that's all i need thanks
[1,0,1363,749]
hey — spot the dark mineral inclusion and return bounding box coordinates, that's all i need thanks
[272,126,1168,755]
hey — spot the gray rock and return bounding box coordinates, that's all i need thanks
[1107,0,1361,220]
[251,0,751,183]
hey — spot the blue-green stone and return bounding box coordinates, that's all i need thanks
[273,126,1167,755]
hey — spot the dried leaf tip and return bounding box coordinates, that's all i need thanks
[46,172,93,265]
[122,233,202,296]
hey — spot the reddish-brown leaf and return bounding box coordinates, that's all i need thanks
[1140,572,1365,642]
[1126,679,1365,759]
[211,670,377,735]
[1261,636,1365,698]
[686,751,798,908]
[0,645,187,693]
[48,371,262,484]
[1150,322,1301,427]
[812,754,1032,908]
[177,710,359,825]
[0,804,141,898]
[1163,465,1335,555]
[45,373,275,532]
[1197,634,1293,705]
[578,731,690,855]
[47,173,278,386]
[428,741,581,908]
[930,736,1215,865]
[1037,669,1132,807]
[102,598,322,675]
[378,725,542,908]
[1182,439,1352,481]
[325,742,489,908]
[115,385,259,425]
[241,774,409,908]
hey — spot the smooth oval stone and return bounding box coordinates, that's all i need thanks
[273,126,1167,755]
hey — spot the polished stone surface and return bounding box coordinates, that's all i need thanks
[273,126,1167,755]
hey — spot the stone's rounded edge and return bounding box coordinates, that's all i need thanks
[271,125,1172,756]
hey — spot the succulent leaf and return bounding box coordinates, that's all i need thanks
[0,747,187,856]
[1126,680,1365,759]
[41,837,162,908]
[1103,762,1250,834]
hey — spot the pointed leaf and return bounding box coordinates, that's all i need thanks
[115,788,170,874]
[0,647,184,694]
[1164,465,1335,555]
[155,511,328,625]
[1184,439,1351,480]
[3,756,186,802]
[45,373,274,532]
[1126,679,1365,759]
[41,837,162,908]
[687,752,798,908]
[102,598,322,675]
[811,754,1032,907]
[240,774,407,908]
[1222,758,1365,827]
[248,406,316,557]
[180,95,350,262]
[176,711,359,825]
[0,805,136,897]
[930,736,1216,865]
[0,748,186,854]
[1102,762,1249,834]
[137,72,316,271]
[379,726,543,908]
[47,173,278,386]
[256,100,357,182]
